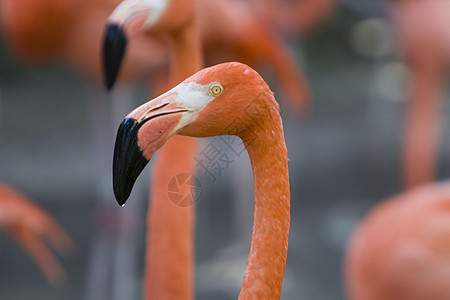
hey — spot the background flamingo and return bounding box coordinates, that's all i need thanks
[345,181,450,299]
[388,0,450,188]
[112,62,290,298]
[0,182,73,285]
[104,0,203,298]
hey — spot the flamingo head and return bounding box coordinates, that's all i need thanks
[103,0,194,90]
[112,62,276,205]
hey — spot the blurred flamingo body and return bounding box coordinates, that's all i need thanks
[143,6,202,300]
[112,62,291,299]
[0,182,73,285]
[346,181,450,299]
[389,0,450,188]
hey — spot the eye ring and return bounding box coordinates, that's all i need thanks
[209,82,223,96]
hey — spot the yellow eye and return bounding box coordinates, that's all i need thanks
[210,83,223,96]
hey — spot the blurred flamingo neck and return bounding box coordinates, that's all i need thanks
[146,136,196,300]
[145,7,202,300]
[166,19,203,86]
[238,104,290,299]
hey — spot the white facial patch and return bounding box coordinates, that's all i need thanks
[110,0,149,24]
[109,0,169,28]
[170,81,216,133]
[142,0,170,28]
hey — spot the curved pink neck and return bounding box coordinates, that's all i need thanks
[239,101,290,299]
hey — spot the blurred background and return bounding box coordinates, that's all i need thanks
[0,0,449,299]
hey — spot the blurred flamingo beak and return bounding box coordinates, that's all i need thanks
[103,23,127,90]
[113,92,189,206]
[102,0,151,90]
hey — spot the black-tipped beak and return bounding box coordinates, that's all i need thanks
[113,118,149,206]
[103,23,127,90]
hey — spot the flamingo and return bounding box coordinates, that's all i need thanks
[103,0,310,297]
[0,182,74,285]
[345,181,450,299]
[112,62,290,299]
[104,0,202,298]
[388,0,450,188]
